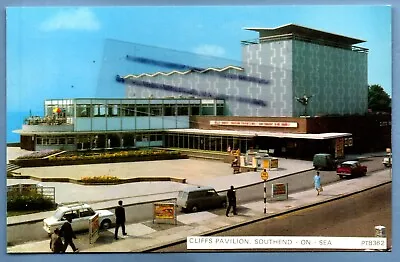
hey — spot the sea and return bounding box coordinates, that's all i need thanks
[6,111,42,143]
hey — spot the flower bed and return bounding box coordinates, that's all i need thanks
[80,175,121,184]
[49,149,179,161]
[10,149,187,167]
[16,149,62,160]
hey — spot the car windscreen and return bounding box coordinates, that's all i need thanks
[53,209,64,220]
[178,191,188,200]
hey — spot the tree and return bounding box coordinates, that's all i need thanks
[368,84,391,112]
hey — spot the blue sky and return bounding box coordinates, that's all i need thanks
[6,5,391,113]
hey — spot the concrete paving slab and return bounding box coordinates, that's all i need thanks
[177,211,219,225]
[107,223,157,237]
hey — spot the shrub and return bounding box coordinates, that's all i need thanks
[81,175,121,184]
[7,192,55,211]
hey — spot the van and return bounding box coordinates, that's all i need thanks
[176,186,227,213]
[313,153,337,170]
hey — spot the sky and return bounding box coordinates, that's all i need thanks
[6,5,392,113]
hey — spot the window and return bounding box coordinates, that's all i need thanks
[164,105,176,116]
[79,208,95,218]
[217,105,224,116]
[108,105,120,117]
[58,138,66,145]
[49,138,57,145]
[122,105,135,116]
[201,105,214,115]
[177,105,189,116]
[67,137,75,144]
[150,105,162,116]
[76,105,91,117]
[93,105,106,117]
[190,105,200,115]
[136,105,149,116]
[36,138,42,145]
[62,210,79,221]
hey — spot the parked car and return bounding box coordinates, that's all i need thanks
[43,203,115,236]
[383,153,392,167]
[336,160,367,178]
[177,186,227,213]
[313,153,337,170]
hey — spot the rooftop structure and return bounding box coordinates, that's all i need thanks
[242,23,368,52]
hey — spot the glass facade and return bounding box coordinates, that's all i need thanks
[164,133,252,152]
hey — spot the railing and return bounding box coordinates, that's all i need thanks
[24,116,73,126]
[7,184,56,203]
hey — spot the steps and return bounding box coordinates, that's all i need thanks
[7,163,21,173]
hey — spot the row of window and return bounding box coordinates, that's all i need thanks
[75,104,223,118]
[35,134,164,145]
[45,104,224,118]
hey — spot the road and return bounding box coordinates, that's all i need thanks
[153,183,392,252]
[6,157,386,245]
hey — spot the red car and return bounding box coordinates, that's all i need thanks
[336,160,367,179]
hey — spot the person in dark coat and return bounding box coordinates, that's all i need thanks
[49,228,64,253]
[226,185,237,217]
[114,200,127,240]
[60,216,79,252]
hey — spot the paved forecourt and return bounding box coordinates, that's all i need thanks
[6,168,391,253]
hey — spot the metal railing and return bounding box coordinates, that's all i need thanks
[24,115,73,126]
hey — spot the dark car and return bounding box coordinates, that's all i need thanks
[313,153,338,171]
[336,160,367,178]
[176,186,227,213]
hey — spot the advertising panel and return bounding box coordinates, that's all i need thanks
[153,202,177,224]
[89,213,100,244]
[271,183,288,200]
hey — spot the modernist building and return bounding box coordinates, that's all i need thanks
[14,24,390,158]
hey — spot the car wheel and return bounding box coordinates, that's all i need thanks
[191,205,199,213]
[221,201,227,208]
[100,219,112,229]
[339,175,344,179]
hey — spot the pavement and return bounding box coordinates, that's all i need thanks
[6,168,392,253]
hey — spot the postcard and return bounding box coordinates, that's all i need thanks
[6,5,392,253]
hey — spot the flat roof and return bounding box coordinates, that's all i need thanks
[244,24,365,45]
[167,129,352,140]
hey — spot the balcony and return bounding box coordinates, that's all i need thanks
[21,116,74,133]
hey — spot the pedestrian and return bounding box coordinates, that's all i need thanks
[114,200,127,240]
[314,171,322,196]
[60,216,79,253]
[226,185,237,217]
[49,228,64,254]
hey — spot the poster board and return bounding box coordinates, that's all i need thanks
[271,183,289,200]
[153,202,177,225]
[88,213,100,244]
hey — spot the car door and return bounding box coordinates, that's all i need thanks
[77,208,97,231]
[61,210,80,231]
[205,189,219,208]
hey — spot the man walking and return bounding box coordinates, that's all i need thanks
[49,228,64,253]
[60,217,79,253]
[114,200,127,240]
[226,185,237,217]
[314,171,322,196]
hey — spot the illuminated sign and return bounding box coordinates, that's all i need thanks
[210,120,298,128]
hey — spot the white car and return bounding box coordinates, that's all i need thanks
[43,203,115,236]
[383,153,392,167]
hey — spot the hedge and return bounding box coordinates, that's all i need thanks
[7,192,55,211]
